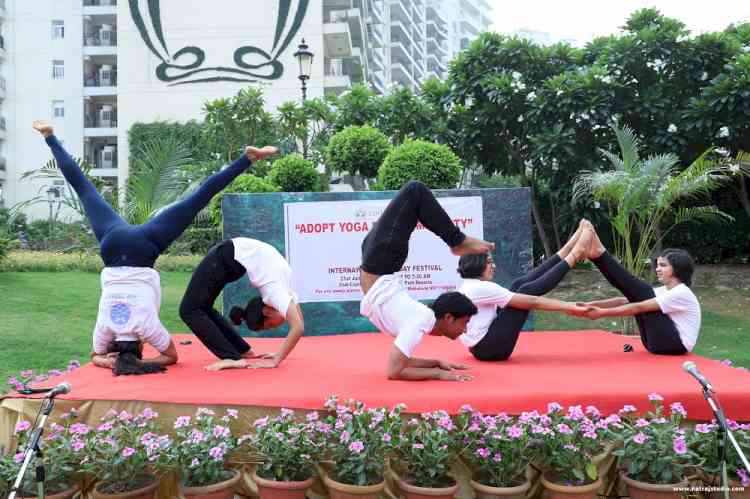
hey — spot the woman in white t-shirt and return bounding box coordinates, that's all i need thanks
[179,238,305,371]
[581,228,701,355]
[458,222,591,361]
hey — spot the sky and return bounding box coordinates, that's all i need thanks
[490,0,750,45]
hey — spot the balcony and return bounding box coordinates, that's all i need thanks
[0,117,6,140]
[83,26,118,56]
[0,0,5,20]
[391,62,419,90]
[85,140,118,171]
[84,104,118,137]
[0,35,6,60]
[83,65,117,96]
[0,77,5,100]
[83,0,117,15]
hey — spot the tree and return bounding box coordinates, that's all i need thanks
[268,154,324,192]
[209,174,279,225]
[202,87,278,164]
[573,125,733,280]
[378,140,462,190]
[324,125,391,181]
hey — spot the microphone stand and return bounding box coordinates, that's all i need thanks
[701,387,750,499]
[7,398,54,499]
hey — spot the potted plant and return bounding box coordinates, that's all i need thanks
[248,408,320,499]
[319,397,403,499]
[525,404,611,499]
[0,408,84,498]
[81,408,166,498]
[393,410,460,499]
[159,408,241,499]
[456,406,531,499]
[691,420,750,498]
[613,395,697,499]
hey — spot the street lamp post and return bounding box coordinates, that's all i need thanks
[293,38,314,159]
[46,186,60,243]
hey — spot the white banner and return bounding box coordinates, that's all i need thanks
[284,197,484,303]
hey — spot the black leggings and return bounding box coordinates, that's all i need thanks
[179,241,251,360]
[470,255,572,361]
[361,181,465,274]
[591,251,686,355]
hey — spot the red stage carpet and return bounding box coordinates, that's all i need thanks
[9,330,750,421]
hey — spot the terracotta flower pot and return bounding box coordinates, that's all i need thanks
[17,483,79,499]
[322,469,385,499]
[470,477,531,499]
[183,469,242,499]
[396,475,459,499]
[93,477,159,499]
[540,475,603,499]
[620,473,688,499]
[252,470,315,499]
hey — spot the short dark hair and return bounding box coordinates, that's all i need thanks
[108,341,166,376]
[230,296,265,330]
[430,291,478,319]
[656,248,695,287]
[457,253,489,279]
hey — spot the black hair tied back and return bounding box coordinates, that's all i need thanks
[109,341,167,376]
[229,306,246,326]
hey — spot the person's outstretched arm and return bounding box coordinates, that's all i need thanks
[586,299,661,319]
[580,297,629,308]
[386,346,473,381]
[245,303,305,368]
[507,294,588,316]
[142,340,179,366]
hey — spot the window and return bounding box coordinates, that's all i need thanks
[52,60,65,80]
[52,100,65,118]
[51,20,65,39]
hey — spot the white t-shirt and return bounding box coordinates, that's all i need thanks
[93,267,172,354]
[359,274,436,358]
[654,284,701,351]
[231,238,298,318]
[457,279,515,347]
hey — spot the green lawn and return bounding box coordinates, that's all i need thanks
[1,272,748,385]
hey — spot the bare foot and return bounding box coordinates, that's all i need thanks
[33,120,54,137]
[204,359,248,371]
[587,228,606,260]
[245,146,279,162]
[565,228,593,266]
[450,236,495,256]
[558,221,584,259]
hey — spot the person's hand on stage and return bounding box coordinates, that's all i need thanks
[438,360,470,371]
[242,350,275,360]
[438,371,474,382]
[245,146,279,162]
[584,307,607,320]
[33,120,54,137]
[246,353,282,369]
[205,359,248,371]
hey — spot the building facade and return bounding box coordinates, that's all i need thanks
[3,0,490,219]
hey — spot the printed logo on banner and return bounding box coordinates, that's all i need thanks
[284,197,484,303]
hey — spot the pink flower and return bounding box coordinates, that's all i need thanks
[635,418,650,428]
[72,441,85,452]
[190,430,206,444]
[567,405,585,420]
[349,441,365,454]
[459,404,474,413]
[227,409,239,419]
[197,408,215,417]
[20,370,34,378]
[306,412,319,422]
[584,431,598,440]
[585,406,601,418]
[412,443,424,450]
[476,448,490,458]
[493,453,503,462]
[141,408,158,420]
[213,425,230,439]
[669,402,687,418]
[695,424,713,434]
[506,425,524,439]
[647,393,664,402]
[563,444,579,452]
[118,411,132,421]
[736,469,749,488]
[556,423,573,434]
[633,433,649,444]
[619,405,637,414]
[191,458,200,467]
[280,408,295,418]
[720,359,733,366]
[382,434,392,443]
[438,417,454,431]
[14,452,25,463]
[122,447,135,458]
[14,421,31,434]
[174,416,191,429]
[253,416,269,428]
[673,438,687,455]
[209,446,225,461]
[70,423,91,435]
[547,402,563,413]
[340,431,351,443]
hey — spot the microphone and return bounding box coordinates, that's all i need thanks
[46,382,71,399]
[682,361,713,392]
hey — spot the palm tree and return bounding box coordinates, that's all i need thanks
[573,125,733,281]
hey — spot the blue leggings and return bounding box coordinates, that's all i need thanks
[45,135,251,267]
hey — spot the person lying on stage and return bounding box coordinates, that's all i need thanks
[457,220,592,361]
[33,120,278,375]
[580,226,700,355]
[181,237,305,372]
[359,180,495,382]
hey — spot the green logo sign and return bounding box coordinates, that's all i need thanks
[128,0,310,85]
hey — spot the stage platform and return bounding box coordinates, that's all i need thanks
[3,330,749,428]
